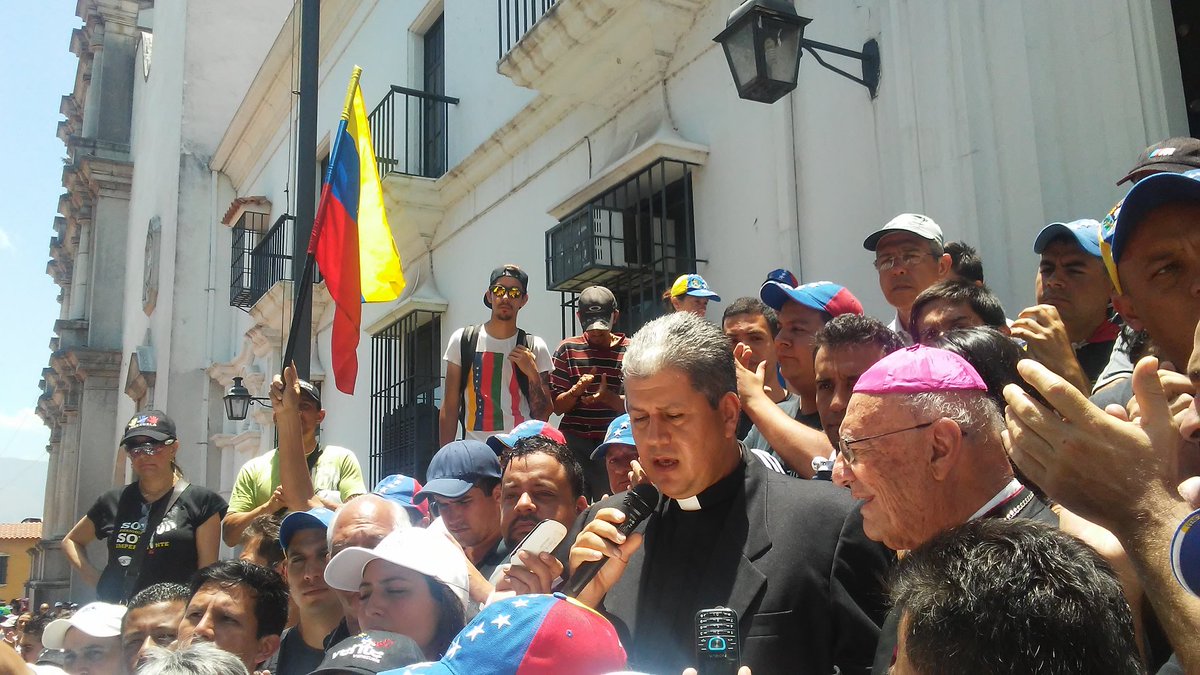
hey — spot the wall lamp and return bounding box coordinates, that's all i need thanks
[714,0,881,104]
[223,376,270,421]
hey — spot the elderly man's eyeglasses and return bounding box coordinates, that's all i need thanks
[838,421,934,463]
[124,441,167,458]
[873,252,933,272]
[490,285,525,299]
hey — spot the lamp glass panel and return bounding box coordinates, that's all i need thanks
[225,394,250,421]
[761,15,802,83]
[723,18,760,91]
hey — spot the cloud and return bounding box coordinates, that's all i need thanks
[0,228,11,251]
[0,408,49,462]
[0,407,41,430]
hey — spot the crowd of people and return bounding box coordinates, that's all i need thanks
[8,136,1200,674]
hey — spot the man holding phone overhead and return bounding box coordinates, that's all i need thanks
[490,434,589,595]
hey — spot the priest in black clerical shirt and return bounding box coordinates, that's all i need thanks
[566,313,892,675]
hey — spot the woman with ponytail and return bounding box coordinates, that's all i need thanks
[62,410,227,603]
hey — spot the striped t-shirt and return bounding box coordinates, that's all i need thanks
[549,334,630,439]
[444,325,553,442]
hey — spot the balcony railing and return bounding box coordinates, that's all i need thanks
[230,213,294,309]
[367,85,459,180]
[498,0,557,60]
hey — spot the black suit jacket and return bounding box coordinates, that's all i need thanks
[566,456,893,675]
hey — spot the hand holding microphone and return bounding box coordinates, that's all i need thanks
[564,484,659,607]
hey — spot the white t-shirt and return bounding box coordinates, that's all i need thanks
[444,325,553,441]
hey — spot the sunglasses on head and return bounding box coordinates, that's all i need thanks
[490,284,525,299]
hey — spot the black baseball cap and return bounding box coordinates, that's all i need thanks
[310,631,424,674]
[297,379,321,407]
[121,410,177,445]
[578,286,617,330]
[484,264,529,308]
[1117,137,1200,185]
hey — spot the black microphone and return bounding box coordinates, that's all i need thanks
[563,483,660,598]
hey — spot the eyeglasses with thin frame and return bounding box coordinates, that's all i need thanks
[124,441,168,458]
[873,252,934,272]
[490,284,525,299]
[838,421,935,463]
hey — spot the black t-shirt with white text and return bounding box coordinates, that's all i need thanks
[87,482,227,603]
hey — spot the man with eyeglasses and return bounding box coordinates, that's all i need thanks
[830,344,1055,673]
[439,264,554,445]
[864,214,953,344]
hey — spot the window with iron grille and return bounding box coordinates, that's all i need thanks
[370,310,443,484]
[546,158,700,337]
[0,554,9,585]
[229,211,271,308]
[230,212,298,310]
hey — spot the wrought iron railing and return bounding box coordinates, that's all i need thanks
[230,213,294,309]
[498,0,557,61]
[367,86,459,180]
[370,310,443,484]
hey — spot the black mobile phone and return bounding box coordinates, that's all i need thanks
[695,606,740,675]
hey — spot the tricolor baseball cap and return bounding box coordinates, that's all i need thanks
[670,274,721,301]
[1117,137,1200,185]
[279,507,336,551]
[853,345,987,395]
[1033,218,1103,258]
[374,475,430,521]
[312,631,426,675]
[863,213,945,251]
[591,414,635,460]
[759,279,863,318]
[383,593,627,675]
[121,410,177,445]
[486,420,567,456]
[324,528,470,608]
[42,603,126,649]
[1104,169,1200,293]
[415,440,502,502]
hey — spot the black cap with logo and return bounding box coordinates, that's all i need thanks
[121,410,177,445]
[578,286,617,331]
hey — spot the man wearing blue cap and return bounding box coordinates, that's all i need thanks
[1012,219,1117,393]
[415,441,507,578]
[591,414,639,495]
[267,508,341,675]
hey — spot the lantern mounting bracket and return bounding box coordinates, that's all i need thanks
[801,38,880,98]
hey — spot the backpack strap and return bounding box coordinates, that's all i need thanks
[458,324,480,435]
[514,328,533,407]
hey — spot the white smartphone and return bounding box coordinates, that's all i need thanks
[508,519,568,569]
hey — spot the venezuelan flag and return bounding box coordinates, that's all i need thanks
[312,66,406,394]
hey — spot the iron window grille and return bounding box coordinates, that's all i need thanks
[367,86,459,180]
[230,213,296,310]
[497,0,557,61]
[546,158,701,338]
[370,310,443,484]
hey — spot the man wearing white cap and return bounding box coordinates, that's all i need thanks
[41,602,126,675]
[863,214,952,342]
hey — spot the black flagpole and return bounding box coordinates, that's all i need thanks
[284,0,320,378]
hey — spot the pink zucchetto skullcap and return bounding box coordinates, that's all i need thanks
[852,345,987,395]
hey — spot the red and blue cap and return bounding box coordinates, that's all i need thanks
[382,593,627,675]
[373,475,430,520]
[486,420,567,455]
[591,414,635,460]
[760,275,863,318]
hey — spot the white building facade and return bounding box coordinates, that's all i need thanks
[34,0,1195,601]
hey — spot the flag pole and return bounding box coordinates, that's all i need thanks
[281,66,364,373]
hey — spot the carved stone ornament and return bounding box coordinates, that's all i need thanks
[142,216,160,315]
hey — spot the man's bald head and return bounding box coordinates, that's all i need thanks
[327,494,407,555]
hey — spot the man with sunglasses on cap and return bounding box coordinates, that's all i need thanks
[549,285,630,499]
[223,366,366,546]
[439,264,554,446]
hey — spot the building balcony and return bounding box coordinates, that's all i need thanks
[367,85,459,181]
[230,212,295,310]
[496,0,707,107]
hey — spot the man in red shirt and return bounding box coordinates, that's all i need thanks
[549,286,630,499]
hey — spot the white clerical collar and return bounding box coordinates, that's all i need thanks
[968,478,1023,522]
[676,495,702,511]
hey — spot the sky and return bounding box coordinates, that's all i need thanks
[0,2,82,523]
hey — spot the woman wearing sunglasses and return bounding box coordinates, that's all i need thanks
[62,410,227,603]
